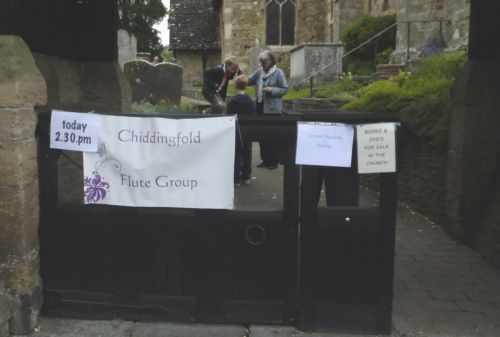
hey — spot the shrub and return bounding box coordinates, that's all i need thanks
[283,77,361,103]
[343,51,467,148]
[344,59,375,76]
[399,96,451,149]
[343,51,467,113]
[342,70,413,112]
[132,99,197,114]
[376,48,394,65]
[342,14,397,74]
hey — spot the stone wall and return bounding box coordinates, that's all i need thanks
[445,0,469,51]
[221,0,264,71]
[0,35,46,336]
[393,0,470,63]
[32,54,132,206]
[221,0,331,74]
[333,0,366,42]
[118,29,137,70]
[34,54,132,114]
[295,0,330,44]
[369,0,397,16]
[176,51,220,88]
[361,137,449,226]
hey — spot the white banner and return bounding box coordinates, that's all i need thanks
[83,116,236,209]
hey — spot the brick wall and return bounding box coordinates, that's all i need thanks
[362,135,448,225]
[362,122,500,268]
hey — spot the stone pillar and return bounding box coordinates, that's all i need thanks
[118,30,137,70]
[446,1,500,264]
[0,36,47,336]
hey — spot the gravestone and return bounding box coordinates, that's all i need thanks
[124,60,183,105]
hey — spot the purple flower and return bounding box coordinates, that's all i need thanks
[84,172,110,204]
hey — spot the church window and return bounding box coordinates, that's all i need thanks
[265,0,296,46]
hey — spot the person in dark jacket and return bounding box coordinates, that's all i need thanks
[202,56,243,114]
[227,75,256,186]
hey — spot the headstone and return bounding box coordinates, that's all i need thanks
[124,60,183,105]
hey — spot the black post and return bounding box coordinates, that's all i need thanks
[310,76,314,98]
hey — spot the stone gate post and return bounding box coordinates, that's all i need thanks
[0,36,47,336]
[446,1,500,264]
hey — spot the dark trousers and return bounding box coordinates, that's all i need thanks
[256,102,281,165]
[234,140,252,182]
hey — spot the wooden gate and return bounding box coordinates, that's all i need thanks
[37,111,398,333]
[298,112,397,334]
[37,114,299,324]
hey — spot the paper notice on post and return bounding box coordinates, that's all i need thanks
[356,123,396,174]
[50,110,101,152]
[295,122,354,167]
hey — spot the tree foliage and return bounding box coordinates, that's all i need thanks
[118,0,168,57]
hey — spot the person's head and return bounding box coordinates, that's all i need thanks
[224,56,239,74]
[152,56,160,63]
[234,75,249,92]
[258,50,276,71]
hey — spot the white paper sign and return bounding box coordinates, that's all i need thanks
[83,116,236,209]
[296,122,355,167]
[356,123,396,174]
[50,110,101,152]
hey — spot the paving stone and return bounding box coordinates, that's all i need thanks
[483,310,500,327]
[247,325,379,337]
[24,318,135,337]
[17,189,500,337]
[132,322,246,337]
[455,301,500,313]
[429,290,469,301]
[465,291,500,302]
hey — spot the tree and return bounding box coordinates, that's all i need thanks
[161,48,176,63]
[118,0,168,57]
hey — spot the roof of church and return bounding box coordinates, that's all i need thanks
[169,0,220,51]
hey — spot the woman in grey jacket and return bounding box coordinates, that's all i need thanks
[248,50,288,169]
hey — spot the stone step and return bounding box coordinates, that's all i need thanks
[284,98,340,111]
[376,63,408,78]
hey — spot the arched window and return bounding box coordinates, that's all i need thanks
[265,0,296,46]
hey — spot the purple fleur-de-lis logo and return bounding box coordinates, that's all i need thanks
[83,171,110,204]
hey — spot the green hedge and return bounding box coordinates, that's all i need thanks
[343,51,467,147]
[342,14,397,74]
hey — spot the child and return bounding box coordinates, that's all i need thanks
[227,75,256,186]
